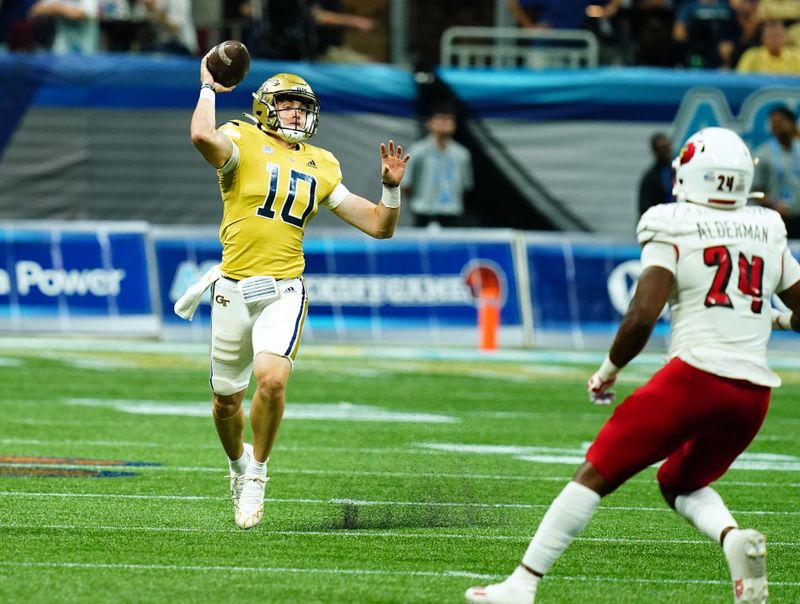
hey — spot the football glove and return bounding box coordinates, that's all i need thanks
[587,356,620,405]
[771,307,793,331]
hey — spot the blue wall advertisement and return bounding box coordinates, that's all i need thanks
[3,224,798,345]
[0,223,157,334]
[153,229,523,338]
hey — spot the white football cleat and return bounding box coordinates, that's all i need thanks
[235,473,269,530]
[724,529,768,603]
[465,578,537,604]
[228,442,253,509]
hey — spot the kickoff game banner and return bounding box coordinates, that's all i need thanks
[0,222,159,334]
[3,223,796,345]
[152,228,526,345]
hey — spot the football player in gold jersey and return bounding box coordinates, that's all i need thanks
[190,56,409,529]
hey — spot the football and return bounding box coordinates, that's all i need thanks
[206,40,250,87]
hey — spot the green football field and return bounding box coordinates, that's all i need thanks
[0,337,798,603]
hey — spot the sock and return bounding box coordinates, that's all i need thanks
[674,486,737,544]
[229,447,250,475]
[522,481,601,575]
[246,458,267,478]
[505,565,540,590]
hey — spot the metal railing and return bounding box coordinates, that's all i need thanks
[441,26,599,69]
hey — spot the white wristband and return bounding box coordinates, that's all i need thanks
[598,355,620,381]
[199,86,216,104]
[773,310,793,331]
[381,183,401,209]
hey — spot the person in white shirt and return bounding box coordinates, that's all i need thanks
[404,103,474,228]
[465,127,800,604]
[27,0,99,54]
[136,0,197,55]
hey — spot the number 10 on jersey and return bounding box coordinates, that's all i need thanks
[256,162,318,229]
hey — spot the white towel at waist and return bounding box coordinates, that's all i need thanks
[173,264,221,321]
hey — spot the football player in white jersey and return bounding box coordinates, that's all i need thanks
[189,57,409,530]
[465,127,800,604]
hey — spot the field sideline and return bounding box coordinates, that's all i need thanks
[0,338,798,603]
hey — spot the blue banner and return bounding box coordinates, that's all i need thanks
[0,54,417,116]
[303,234,522,330]
[153,229,523,339]
[152,228,222,328]
[527,239,641,333]
[526,237,800,345]
[0,222,157,333]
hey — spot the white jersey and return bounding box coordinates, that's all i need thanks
[637,202,800,387]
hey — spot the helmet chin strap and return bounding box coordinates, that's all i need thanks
[274,116,308,141]
[276,127,307,143]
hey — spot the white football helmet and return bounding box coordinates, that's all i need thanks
[672,127,755,210]
[250,73,319,143]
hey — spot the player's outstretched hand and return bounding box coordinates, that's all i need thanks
[771,307,793,331]
[380,140,410,188]
[587,371,616,405]
[200,55,236,94]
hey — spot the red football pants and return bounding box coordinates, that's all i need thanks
[586,357,770,493]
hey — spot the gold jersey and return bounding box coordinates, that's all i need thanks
[216,120,342,280]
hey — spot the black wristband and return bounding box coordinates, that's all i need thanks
[200,83,215,93]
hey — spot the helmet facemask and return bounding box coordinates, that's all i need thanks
[672,127,755,210]
[251,74,320,143]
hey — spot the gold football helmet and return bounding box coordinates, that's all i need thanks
[251,73,319,143]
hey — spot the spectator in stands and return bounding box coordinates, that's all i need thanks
[507,0,622,30]
[630,0,677,67]
[507,0,626,65]
[239,0,376,62]
[0,0,37,51]
[27,0,99,54]
[753,105,800,238]
[729,0,763,66]
[757,0,800,22]
[736,19,800,74]
[134,0,198,55]
[314,0,375,63]
[404,103,474,228]
[638,132,674,216]
[672,0,738,69]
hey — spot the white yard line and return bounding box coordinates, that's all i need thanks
[4,437,799,474]
[0,438,445,455]
[0,560,797,588]
[0,491,798,516]
[6,463,799,491]
[1,460,798,488]
[552,575,800,587]
[0,523,797,547]
[0,560,495,580]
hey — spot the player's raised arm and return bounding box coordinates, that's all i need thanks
[190,55,235,169]
[330,140,410,239]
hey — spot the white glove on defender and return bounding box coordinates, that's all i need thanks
[587,356,620,405]
[771,307,793,331]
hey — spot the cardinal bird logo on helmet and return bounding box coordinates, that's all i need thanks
[679,141,697,165]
